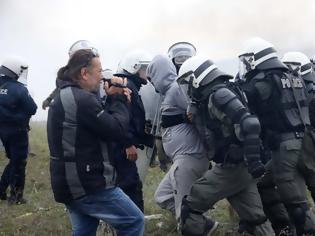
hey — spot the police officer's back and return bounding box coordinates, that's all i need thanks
[238,37,315,235]
[0,57,37,204]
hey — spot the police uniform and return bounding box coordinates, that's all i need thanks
[242,68,315,235]
[180,80,274,236]
[236,77,293,235]
[177,56,276,235]
[0,66,37,203]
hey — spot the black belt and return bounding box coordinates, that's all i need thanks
[279,131,304,141]
[161,114,186,128]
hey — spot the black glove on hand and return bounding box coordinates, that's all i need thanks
[247,160,265,179]
[244,138,265,179]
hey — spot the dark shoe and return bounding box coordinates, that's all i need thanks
[205,218,219,236]
[8,195,27,205]
[0,191,7,200]
[277,226,294,236]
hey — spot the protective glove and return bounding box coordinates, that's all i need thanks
[247,160,265,179]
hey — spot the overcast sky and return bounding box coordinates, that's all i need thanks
[0,0,314,120]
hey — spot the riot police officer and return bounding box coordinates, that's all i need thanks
[282,51,315,204]
[177,56,273,236]
[113,51,154,212]
[238,37,315,235]
[0,57,37,204]
[168,41,196,73]
[282,52,315,127]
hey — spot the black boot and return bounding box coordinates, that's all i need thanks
[8,186,26,205]
[0,191,7,200]
[276,226,295,236]
[0,185,7,200]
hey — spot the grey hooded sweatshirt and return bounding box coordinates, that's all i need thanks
[147,55,205,160]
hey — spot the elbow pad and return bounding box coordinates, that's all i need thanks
[240,114,261,137]
[212,88,248,124]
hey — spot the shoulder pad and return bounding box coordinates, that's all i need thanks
[252,72,265,80]
[254,81,272,100]
[212,87,237,107]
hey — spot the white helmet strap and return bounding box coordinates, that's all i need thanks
[254,52,277,67]
[240,47,278,71]
[254,47,277,67]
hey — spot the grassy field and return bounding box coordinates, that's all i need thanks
[0,122,239,236]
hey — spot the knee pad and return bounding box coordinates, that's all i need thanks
[180,196,205,236]
[181,196,191,225]
[286,203,307,233]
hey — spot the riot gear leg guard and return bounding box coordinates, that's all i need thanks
[180,196,218,236]
[286,203,308,236]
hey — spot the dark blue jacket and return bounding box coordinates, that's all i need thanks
[0,76,37,128]
[112,76,154,188]
[124,77,154,148]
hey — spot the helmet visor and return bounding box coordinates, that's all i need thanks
[68,40,99,57]
[238,53,254,78]
[17,68,28,86]
[168,42,196,60]
[178,82,192,104]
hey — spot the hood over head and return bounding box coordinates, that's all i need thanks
[146,55,177,95]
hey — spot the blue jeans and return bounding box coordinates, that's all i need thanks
[66,187,144,236]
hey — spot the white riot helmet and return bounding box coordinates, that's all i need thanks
[0,57,28,80]
[68,40,98,58]
[282,52,313,79]
[282,51,315,92]
[177,56,232,101]
[102,68,113,80]
[116,50,151,76]
[238,37,287,78]
[99,69,113,98]
[168,42,196,69]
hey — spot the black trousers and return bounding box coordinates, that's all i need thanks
[120,181,144,212]
[0,127,28,198]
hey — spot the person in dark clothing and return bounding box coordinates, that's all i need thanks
[238,37,315,235]
[177,56,273,236]
[47,49,144,236]
[282,51,315,128]
[0,57,37,204]
[113,51,154,212]
[235,73,294,235]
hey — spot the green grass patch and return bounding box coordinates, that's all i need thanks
[0,122,238,235]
